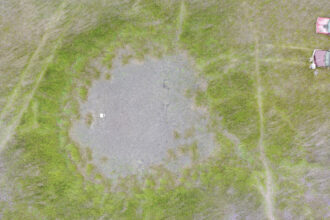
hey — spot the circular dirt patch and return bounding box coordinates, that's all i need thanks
[70,53,215,178]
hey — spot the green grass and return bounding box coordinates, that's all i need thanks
[105,73,112,80]
[1,0,329,219]
[85,113,93,127]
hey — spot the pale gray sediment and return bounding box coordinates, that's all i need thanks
[70,53,215,178]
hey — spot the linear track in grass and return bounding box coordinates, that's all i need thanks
[265,43,313,51]
[176,0,186,42]
[0,2,67,123]
[0,3,67,152]
[255,37,276,220]
[260,58,306,65]
[0,37,63,152]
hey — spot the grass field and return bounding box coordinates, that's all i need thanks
[0,0,329,219]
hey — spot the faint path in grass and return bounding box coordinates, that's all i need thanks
[0,39,62,152]
[176,0,186,42]
[221,128,240,147]
[255,37,276,220]
[265,43,313,51]
[132,0,142,12]
[0,31,49,123]
[0,3,67,152]
[260,58,305,65]
[0,2,67,123]
[198,53,248,73]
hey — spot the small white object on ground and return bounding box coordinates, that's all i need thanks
[70,55,215,178]
[99,113,105,118]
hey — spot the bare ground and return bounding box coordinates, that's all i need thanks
[70,52,216,178]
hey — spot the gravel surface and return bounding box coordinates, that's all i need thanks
[70,53,215,178]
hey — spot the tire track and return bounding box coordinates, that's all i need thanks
[176,0,186,42]
[255,37,276,220]
[0,40,61,151]
[265,43,313,51]
[260,58,305,65]
[0,2,67,122]
[0,3,67,152]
